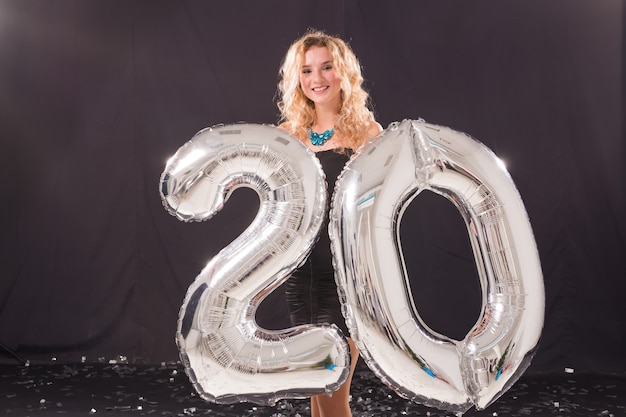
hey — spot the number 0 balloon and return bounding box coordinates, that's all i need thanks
[160,123,350,405]
[330,119,544,413]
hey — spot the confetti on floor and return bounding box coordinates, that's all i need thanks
[1,360,624,417]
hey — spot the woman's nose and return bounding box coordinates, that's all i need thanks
[312,69,324,81]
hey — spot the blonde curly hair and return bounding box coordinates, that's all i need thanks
[277,29,375,150]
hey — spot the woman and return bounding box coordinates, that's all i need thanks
[276,29,382,417]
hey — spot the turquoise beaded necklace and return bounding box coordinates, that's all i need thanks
[309,128,335,146]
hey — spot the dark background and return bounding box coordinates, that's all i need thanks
[0,0,623,375]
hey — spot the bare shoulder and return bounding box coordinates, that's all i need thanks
[367,120,384,139]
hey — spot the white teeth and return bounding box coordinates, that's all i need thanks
[313,86,327,92]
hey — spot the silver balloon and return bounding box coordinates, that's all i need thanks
[160,123,350,405]
[330,119,544,414]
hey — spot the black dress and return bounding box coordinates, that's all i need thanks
[285,150,351,335]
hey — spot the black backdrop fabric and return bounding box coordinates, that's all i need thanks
[0,0,624,374]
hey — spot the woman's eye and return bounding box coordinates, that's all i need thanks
[323,65,333,71]
[302,68,312,74]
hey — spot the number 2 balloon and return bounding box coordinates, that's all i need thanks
[160,123,350,405]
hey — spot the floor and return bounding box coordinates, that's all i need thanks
[1,359,624,417]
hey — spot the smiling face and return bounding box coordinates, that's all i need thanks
[299,46,342,110]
